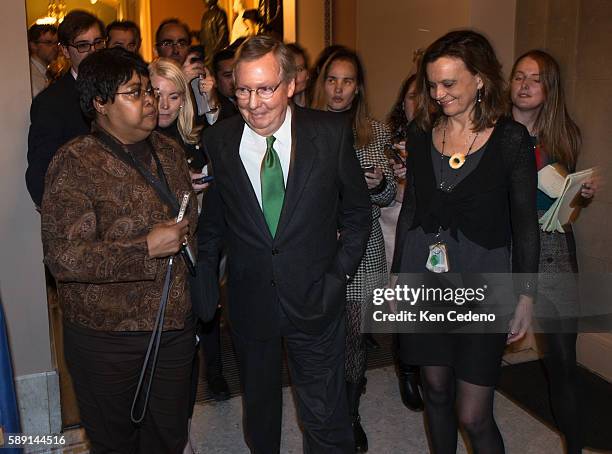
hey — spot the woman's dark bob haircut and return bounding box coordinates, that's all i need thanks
[413,29,508,132]
[76,47,149,119]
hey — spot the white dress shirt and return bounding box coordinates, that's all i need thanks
[239,107,292,208]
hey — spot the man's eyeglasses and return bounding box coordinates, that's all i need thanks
[235,80,283,100]
[68,39,106,53]
[115,86,160,100]
[157,39,189,49]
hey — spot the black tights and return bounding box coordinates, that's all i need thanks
[421,366,505,454]
[541,332,583,454]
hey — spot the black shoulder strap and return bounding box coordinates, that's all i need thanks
[92,129,179,215]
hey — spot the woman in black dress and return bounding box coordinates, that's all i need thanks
[392,31,539,453]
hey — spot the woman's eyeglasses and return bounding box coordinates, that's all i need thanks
[115,86,160,100]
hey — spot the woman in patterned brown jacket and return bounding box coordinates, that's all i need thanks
[41,48,198,453]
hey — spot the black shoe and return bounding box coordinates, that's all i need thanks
[363,333,380,350]
[398,365,423,411]
[346,380,368,452]
[208,375,230,401]
[353,414,368,453]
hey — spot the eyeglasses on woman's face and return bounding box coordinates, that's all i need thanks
[115,85,160,101]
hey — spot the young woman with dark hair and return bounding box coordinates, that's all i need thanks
[311,48,396,452]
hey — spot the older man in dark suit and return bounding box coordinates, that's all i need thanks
[26,10,106,207]
[197,36,371,453]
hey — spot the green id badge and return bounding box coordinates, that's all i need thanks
[426,242,450,273]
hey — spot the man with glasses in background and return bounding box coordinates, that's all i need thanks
[27,24,58,97]
[155,19,200,79]
[26,10,105,207]
[106,20,141,54]
[155,19,221,124]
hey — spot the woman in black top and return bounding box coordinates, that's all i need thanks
[392,31,539,453]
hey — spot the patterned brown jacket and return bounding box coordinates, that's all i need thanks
[41,126,198,331]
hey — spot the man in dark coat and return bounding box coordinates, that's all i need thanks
[26,10,105,207]
[197,36,371,453]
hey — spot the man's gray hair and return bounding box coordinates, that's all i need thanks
[234,35,297,82]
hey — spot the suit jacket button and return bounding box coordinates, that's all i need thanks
[272,248,279,255]
[271,279,276,287]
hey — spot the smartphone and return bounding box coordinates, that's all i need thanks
[391,149,405,167]
[176,192,191,223]
[192,175,214,185]
[384,145,405,167]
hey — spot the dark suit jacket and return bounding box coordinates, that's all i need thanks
[26,72,90,206]
[197,106,371,339]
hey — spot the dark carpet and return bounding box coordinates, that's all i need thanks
[498,360,612,451]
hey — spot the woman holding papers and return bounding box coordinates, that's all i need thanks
[510,49,595,454]
[392,30,539,453]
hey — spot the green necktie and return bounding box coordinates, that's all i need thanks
[260,136,285,236]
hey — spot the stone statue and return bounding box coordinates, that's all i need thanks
[230,0,249,44]
[199,0,229,66]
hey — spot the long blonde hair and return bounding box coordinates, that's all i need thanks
[148,58,201,145]
[310,49,372,148]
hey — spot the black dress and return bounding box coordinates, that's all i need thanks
[392,117,539,386]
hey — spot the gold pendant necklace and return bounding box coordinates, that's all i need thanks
[441,126,479,169]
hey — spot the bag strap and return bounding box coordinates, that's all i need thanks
[90,129,184,423]
[130,257,174,424]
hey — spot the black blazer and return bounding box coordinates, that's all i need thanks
[26,72,90,206]
[197,106,371,339]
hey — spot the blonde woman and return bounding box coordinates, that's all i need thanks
[149,58,205,173]
[149,58,231,410]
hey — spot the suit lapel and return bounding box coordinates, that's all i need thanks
[219,120,272,241]
[275,108,319,238]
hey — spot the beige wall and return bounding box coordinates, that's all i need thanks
[354,0,516,121]
[469,0,516,77]
[296,0,326,64]
[1,1,52,376]
[516,0,612,379]
[332,0,356,49]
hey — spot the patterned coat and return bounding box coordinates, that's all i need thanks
[346,119,396,304]
[41,127,198,331]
